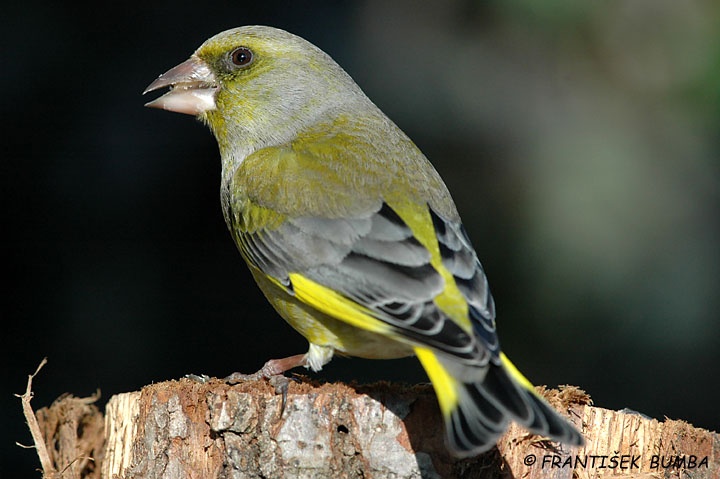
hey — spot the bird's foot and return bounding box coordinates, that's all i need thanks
[224,354,308,416]
[224,354,308,383]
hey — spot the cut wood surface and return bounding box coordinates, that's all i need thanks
[31,377,719,479]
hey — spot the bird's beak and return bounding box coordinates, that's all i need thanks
[143,56,217,116]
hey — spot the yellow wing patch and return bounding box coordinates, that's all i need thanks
[388,199,471,331]
[288,273,395,336]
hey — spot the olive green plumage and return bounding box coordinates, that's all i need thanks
[144,25,584,456]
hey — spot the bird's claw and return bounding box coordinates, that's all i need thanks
[223,371,263,384]
[224,370,293,417]
[269,375,291,416]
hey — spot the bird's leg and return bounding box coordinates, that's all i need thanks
[224,354,308,416]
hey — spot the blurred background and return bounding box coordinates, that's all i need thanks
[3,0,719,476]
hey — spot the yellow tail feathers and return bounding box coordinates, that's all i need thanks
[414,346,460,417]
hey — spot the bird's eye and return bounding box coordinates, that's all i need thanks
[230,47,253,67]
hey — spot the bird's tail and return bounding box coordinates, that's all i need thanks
[415,348,584,457]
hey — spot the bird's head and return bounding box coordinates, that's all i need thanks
[144,26,365,153]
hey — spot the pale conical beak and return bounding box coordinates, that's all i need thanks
[143,56,217,116]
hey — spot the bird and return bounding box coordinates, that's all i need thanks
[143,25,584,457]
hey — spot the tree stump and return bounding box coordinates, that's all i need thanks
[28,377,719,479]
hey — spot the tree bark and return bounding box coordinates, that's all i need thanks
[32,378,719,479]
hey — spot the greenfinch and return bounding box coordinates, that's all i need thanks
[144,25,583,457]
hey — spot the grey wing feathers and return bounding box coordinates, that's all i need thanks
[236,202,498,365]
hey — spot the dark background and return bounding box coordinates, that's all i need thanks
[4,1,719,476]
